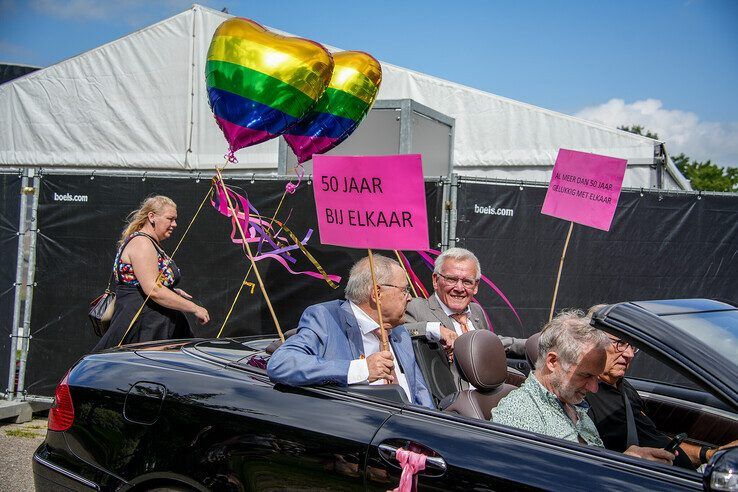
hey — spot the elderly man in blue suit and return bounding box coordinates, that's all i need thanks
[267,255,434,409]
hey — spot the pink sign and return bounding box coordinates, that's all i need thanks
[313,154,429,250]
[541,149,627,231]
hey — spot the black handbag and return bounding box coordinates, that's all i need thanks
[89,272,115,337]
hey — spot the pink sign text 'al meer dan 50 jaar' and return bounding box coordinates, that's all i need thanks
[541,149,627,231]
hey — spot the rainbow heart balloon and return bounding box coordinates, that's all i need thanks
[284,51,382,163]
[206,18,334,153]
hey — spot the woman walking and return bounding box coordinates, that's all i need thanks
[94,196,209,351]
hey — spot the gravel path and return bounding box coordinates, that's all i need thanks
[0,418,47,492]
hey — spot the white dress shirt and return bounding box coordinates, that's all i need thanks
[425,294,477,390]
[346,302,412,401]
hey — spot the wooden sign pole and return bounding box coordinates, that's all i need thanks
[217,170,284,342]
[367,249,389,351]
[549,221,574,322]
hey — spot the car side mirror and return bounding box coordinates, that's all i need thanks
[704,446,738,491]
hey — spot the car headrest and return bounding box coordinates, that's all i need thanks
[265,328,298,355]
[525,332,541,370]
[453,330,508,390]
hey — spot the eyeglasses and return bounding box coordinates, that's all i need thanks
[380,283,411,295]
[436,272,477,289]
[610,338,640,354]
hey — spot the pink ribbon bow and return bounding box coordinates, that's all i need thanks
[391,448,427,492]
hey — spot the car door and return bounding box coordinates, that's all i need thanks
[149,363,400,490]
[366,406,705,491]
[630,377,738,447]
[65,349,397,491]
[198,377,398,491]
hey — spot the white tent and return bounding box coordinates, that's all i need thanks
[0,4,688,189]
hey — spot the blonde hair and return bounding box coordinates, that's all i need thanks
[119,195,176,245]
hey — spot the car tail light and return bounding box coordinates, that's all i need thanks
[48,370,74,431]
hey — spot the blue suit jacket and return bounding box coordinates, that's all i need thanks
[267,299,434,409]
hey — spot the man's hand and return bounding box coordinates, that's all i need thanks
[718,438,738,451]
[366,351,395,383]
[707,438,738,462]
[624,445,676,464]
[439,326,458,352]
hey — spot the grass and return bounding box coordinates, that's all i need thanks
[5,428,42,439]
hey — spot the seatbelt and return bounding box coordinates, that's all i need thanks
[621,383,640,447]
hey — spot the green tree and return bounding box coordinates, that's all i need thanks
[620,125,738,192]
[670,152,690,170]
[671,153,738,192]
[618,125,659,140]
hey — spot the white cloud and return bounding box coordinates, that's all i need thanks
[575,98,738,167]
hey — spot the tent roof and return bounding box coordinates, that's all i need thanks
[0,4,688,189]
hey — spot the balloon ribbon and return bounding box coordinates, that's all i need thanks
[210,178,340,288]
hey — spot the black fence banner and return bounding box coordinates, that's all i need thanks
[0,172,21,392]
[455,181,738,343]
[26,173,443,396]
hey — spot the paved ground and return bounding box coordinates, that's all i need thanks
[0,417,47,492]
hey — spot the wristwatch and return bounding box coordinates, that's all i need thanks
[700,445,716,464]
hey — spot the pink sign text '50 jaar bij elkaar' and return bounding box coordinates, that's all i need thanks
[313,154,429,251]
[541,149,628,231]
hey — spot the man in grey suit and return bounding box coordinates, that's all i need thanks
[267,255,434,409]
[404,247,526,357]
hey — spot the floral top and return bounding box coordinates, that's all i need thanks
[491,373,604,447]
[114,232,179,287]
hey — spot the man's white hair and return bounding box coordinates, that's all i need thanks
[345,255,401,304]
[433,247,481,280]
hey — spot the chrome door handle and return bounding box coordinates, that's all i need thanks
[378,443,447,474]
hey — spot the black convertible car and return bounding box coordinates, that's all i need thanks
[34,299,738,491]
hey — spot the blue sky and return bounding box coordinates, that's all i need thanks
[1,0,737,165]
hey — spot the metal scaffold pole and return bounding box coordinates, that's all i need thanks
[5,170,29,400]
[15,171,40,397]
[440,176,451,251]
[447,173,459,249]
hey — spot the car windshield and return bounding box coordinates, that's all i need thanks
[662,309,738,363]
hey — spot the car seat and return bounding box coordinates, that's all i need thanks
[265,328,298,354]
[525,332,541,370]
[411,337,458,407]
[441,330,517,420]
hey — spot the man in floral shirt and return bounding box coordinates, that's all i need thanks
[491,310,675,464]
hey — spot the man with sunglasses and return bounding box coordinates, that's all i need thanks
[404,247,526,357]
[586,311,738,468]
